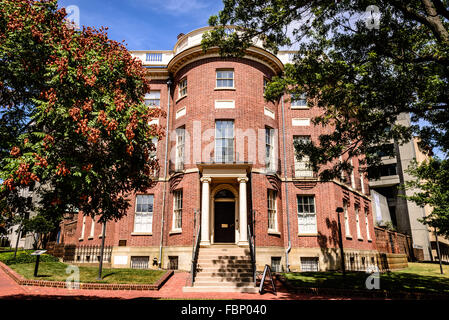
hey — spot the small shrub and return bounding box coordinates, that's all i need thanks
[0,250,58,265]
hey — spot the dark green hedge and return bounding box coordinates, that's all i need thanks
[0,250,59,265]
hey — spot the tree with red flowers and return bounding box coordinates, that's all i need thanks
[0,0,163,229]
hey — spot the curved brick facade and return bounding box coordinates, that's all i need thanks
[61,28,377,272]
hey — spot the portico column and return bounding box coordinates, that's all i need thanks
[200,177,211,246]
[238,177,249,246]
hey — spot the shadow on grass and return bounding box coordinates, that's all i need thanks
[284,270,449,295]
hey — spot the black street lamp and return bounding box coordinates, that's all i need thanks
[336,207,346,276]
[97,221,107,280]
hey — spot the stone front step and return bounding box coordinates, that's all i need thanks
[182,285,259,293]
[191,244,255,293]
[197,259,251,265]
[195,272,253,278]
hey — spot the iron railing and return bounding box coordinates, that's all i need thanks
[344,252,389,272]
[189,209,201,286]
[64,245,112,263]
[248,225,256,285]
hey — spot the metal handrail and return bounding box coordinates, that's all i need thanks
[190,210,201,286]
[248,225,256,285]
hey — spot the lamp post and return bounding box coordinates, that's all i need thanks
[97,221,106,280]
[336,207,346,276]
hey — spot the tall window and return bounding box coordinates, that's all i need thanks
[291,93,308,108]
[355,204,362,239]
[173,190,183,230]
[293,136,313,177]
[80,216,86,239]
[144,91,160,107]
[134,195,154,233]
[215,120,234,162]
[216,69,234,88]
[178,78,187,98]
[265,127,275,171]
[89,217,95,238]
[343,200,351,237]
[267,190,278,231]
[365,208,371,240]
[350,159,356,189]
[175,127,185,170]
[297,195,317,234]
[263,77,269,93]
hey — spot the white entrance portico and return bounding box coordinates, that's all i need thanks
[198,163,251,247]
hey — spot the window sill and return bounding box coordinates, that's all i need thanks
[268,230,281,236]
[346,235,353,240]
[78,238,84,241]
[169,229,182,235]
[358,237,364,241]
[367,238,372,242]
[131,232,152,236]
[214,87,236,91]
[291,106,309,110]
[88,236,94,240]
[298,233,318,237]
[176,95,187,103]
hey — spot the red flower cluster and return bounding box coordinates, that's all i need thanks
[82,163,93,172]
[56,161,70,176]
[42,134,55,150]
[10,146,20,157]
[3,178,15,191]
[33,153,48,168]
[15,163,39,185]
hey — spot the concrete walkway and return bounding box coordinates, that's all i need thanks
[0,266,354,300]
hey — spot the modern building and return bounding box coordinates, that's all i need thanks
[60,27,377,282]
[369,113,449,262]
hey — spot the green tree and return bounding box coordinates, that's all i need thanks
[405,158,449,237]
[202,0,449,179]
[0,0,162,227]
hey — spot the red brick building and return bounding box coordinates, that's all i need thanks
[61,27,376,275]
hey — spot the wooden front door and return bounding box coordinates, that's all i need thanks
[214,201,235,243]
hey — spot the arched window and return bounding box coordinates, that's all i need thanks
[215,189,235,199]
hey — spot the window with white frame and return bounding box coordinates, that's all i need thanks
[365,207,371,240]
[175,127,185,170]
[216,69,234,88]
[267,190,278,231]
[265,127,275,171]
[355,204,362,239]
[291,93,308,108]
[350,159,356,189]
[215,120,234,162]
[172,190,183,230]
[80,216,86,239]
[293,136,314,177]
[178,78,187,98]
[134,195,154,233]
[89,217,95,238]
[297,195,317,234]
[144,91,160,107]
[343,200,351,237]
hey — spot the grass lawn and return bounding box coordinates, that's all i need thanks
[8,261,167,285]
[282,263,449,295]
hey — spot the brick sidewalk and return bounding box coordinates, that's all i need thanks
[0,266,353,300]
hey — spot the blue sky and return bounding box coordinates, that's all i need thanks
[57,0,224,50]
